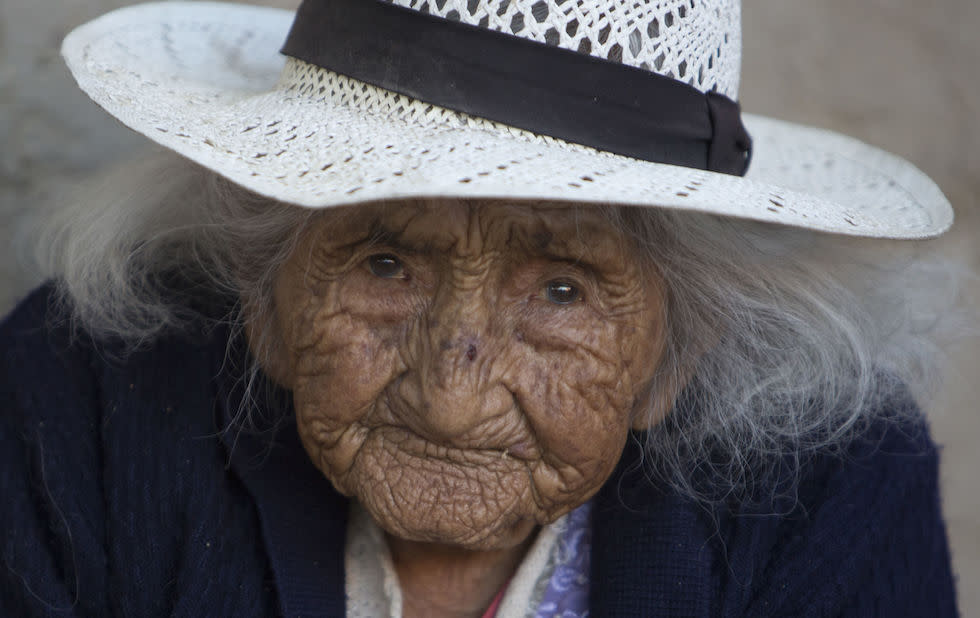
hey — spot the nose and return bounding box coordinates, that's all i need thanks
[392,286,510,443]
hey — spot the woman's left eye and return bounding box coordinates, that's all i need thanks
[367,253,405,279]
[544,280,582,305]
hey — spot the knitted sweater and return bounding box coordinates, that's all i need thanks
[0,285,959,617]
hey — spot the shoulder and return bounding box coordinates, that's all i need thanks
[2,282,77,365]
[1,284,110,614]
[1,283,101,432]
[1,281,242,466]
[591,389,958,617]
[1,283,281,617]
[1,282,221,426]
[727,392,957,616]
[2,280,233,396]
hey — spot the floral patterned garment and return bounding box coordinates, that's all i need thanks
[344,501,593,618]
[528,501,592,618]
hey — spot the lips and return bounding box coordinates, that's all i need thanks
[368,424,537,466]
[377,379,542,462]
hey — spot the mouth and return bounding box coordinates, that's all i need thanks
[376,380,542,462]
[368,424,537,466]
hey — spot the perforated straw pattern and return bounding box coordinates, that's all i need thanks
[61,2,953,239]
[278,59,576,144]
[384,0,742,98]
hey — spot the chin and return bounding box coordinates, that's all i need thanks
[348,456,547,550]
[309,423,595,551]
[380,506,541,552]
[359,483,543,550]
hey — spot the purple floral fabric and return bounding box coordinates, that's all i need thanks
[534,501,592,618]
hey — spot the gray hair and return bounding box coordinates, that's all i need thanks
[29,151,965,504]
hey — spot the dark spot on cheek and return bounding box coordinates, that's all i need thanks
[508,440,535,459]
[465,344,477,362]
[514,330,525,343]
[439,339,453,352]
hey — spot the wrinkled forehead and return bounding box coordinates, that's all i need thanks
[312,199,635,263]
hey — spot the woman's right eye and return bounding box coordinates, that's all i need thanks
[367,253,406,279]
[544,279,582,305]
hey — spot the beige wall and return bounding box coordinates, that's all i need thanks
[2,0,977,611]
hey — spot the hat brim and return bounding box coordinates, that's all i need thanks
[62,1,953,239]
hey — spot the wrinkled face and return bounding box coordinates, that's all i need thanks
[262,200,666,550]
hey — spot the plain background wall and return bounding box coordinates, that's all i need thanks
[1,0,977,612]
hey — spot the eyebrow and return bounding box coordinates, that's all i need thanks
[360,220,433,255]
[363,220,396,246]
[520,228,605,273]
[359,212,612,270]
[536,249,602,276]
[528,219,607,257]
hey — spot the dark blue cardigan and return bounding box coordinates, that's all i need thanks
[0,285,959,617]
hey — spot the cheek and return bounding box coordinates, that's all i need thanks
[504,281,665,481]
[508,317,635,472]
[620,288,668,391]
[334,267,425,323]
[279,280,405,430]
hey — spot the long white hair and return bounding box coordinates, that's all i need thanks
[28,150,968,504]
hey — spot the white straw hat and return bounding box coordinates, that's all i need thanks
[61,0,953,239]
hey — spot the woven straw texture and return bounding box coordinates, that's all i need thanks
[381,0,742,98]
[60,1,952,239]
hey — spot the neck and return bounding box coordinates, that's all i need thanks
[387,530,536,618]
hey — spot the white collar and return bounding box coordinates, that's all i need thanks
[344,501,576,618]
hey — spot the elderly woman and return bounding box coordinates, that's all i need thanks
[0,0,963,616]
